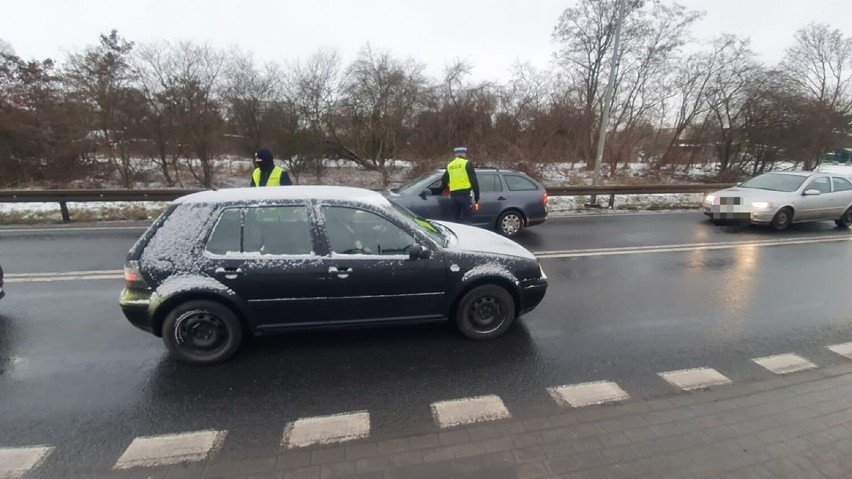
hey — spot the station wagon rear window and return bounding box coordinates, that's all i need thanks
[505,175,538,191]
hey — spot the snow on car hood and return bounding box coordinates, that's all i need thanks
[435,221,536,260]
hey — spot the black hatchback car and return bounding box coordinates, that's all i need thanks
[384,168,548,236]
[119,186,548,365]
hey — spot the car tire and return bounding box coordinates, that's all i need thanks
[497,210,524,237]
[771,207,793,231]
[836,208,852,228]
[162,299,243,365]
[455,284,516,341]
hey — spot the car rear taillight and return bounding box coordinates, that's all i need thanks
[542,190,548,206]
[124,260,150,290]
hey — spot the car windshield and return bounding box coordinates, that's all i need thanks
[395,171,438,195]
[388,202,449,247]
[740,173,808,192]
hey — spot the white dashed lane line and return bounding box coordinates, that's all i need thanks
[828,342,852,359]
[0,446,53,479]
[282,411,371,449]
[658,367,733,391]
[752,353,817,375]
[547,381,630,408]
[113,430,226,470]
[431,395,512,428]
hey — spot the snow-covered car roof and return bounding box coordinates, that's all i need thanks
[174,185,391,207]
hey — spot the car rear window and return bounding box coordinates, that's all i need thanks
[504,175,539,191]
[833,177,852,192]
[479,174,504,193]
[206,208,241,255]
[205,206,314,256]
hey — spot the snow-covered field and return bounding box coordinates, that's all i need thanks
[3,160,851,224]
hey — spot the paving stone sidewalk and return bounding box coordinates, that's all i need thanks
[86,362,852,479]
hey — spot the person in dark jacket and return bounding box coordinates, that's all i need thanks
[440,146,480,223]
[250,148,292,187]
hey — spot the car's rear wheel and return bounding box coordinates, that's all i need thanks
[771,207,793,231]
[455,285,516,340]
[162,300,243,365]
[497,210,524,236]
[836,208,852,228]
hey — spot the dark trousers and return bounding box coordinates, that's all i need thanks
[450,194,473,223]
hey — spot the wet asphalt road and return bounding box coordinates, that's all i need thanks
[3,213,852,475]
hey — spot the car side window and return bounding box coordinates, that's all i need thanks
[478,174,504,193]
[806,177,832,194]
[242,206,314,255]
[504,175,538,191]
[322,206,416,256]
[205,208,242,255]
[426,178,443,195]
[833,177,852,192]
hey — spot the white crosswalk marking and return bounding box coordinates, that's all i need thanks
[282,411,371,449]
[0,446,53,479]
[828,342,852,359]
[431,395,511,428]
[547,381,630,408]
[659,367,732,391]
[113,430,226,469]
[752,353,817,375]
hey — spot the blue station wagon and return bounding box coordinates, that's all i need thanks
[384,168,548,236]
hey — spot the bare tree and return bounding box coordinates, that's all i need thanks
[222,49,282,152]
[332,45,428,186]
[553,0,702,171]
[168,41,226,187]
[132,41,185,186]
[64,30,137,188]
[783,23,852,113]
[605,1,702,175]
[781,23,852,169]
[494,63,563,166]
[658,37,734,168]
[285,48,344,182]
[700,36,763,178]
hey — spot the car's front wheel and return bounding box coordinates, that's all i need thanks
[771,207,793,231]
[836,208,852,228]
[455,285,516,340]
[497,210,524,236]
[162,300,243,365]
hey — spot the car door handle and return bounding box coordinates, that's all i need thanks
[214,267,243,279]
[498,196,507,201]
[328,266,352,278]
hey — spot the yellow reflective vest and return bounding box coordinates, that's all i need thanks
[252,166,285,187]
[447,158,471,191]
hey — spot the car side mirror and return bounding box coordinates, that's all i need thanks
[804,189,821,196]
[408,244,430,260]
[418,189,429,199]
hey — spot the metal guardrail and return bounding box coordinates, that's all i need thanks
[0,184,737,222]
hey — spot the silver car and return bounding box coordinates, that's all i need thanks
[703,171,852,230]
[384,168,548,236]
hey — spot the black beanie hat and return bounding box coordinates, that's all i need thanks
[255,148,273,162]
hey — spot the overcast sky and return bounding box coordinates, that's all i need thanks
[2,0,850,82]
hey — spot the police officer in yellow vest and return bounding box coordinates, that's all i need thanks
[440,146,480,223]
[250,148,292,187]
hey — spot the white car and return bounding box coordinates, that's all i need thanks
[703,171,852,231]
